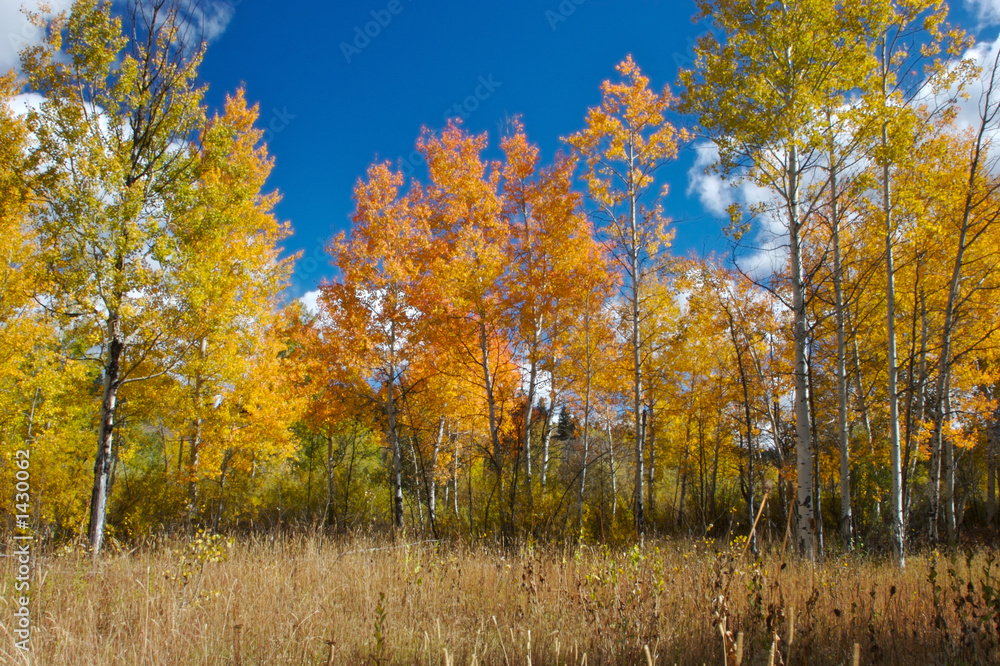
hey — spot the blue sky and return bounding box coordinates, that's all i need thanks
[4,0,1000,301]
[195,0,729,300]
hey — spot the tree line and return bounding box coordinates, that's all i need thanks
[3,0,1000,565]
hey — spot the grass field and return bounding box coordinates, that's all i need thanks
[3,532,1000,664]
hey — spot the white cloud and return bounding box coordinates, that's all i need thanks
[299,289,321,316]
[948,31,1000,133]
[966,1,1000,27]
[182,0,238,44]
[686,141,772,219]
[686,142,733,217]
[685,141,786,279]
[738,237,786,280]
[914,30,1000,179]
[8,91,44,116]
[0,0,73,74]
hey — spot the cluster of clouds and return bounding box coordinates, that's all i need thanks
[686,140,802,280]
[0,0,73,74]
[192,0,238,43]
[968,0,1000,26]
[299,289,321,316]
[951,31,1000,131]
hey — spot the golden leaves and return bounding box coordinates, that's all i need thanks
[567,56,686,210]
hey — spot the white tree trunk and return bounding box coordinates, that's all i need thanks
[787,141,815,562]
[828,121,852,549]
[89,311,123,557]
[880,39,905,567]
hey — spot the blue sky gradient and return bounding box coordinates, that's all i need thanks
[194,0,742,298]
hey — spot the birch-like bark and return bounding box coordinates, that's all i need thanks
[627,142,645,536]
[988,412,998,525]
[787,140,815,562]
[576,303,594,541]
[89,309,123,556]
[807,340,823,558]
[523,325,540,512]
[325,433,334,525]
[880,37,905,567]
[542,365,556,489]
[697,417,707,530]
[344,429,358,524]
[828,115,852,549]
[647,404,656,526]
[452,427,460,520]
[408,435,424,530]
[428,416,444,531]
[387,322,404,530]
[942,380,956,541]
[606,418,617,519]
[631,235,645,536]
[187,337,208,526]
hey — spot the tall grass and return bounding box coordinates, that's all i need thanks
[2,532,999,664]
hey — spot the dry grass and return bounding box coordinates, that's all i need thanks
[2,532,999,664]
